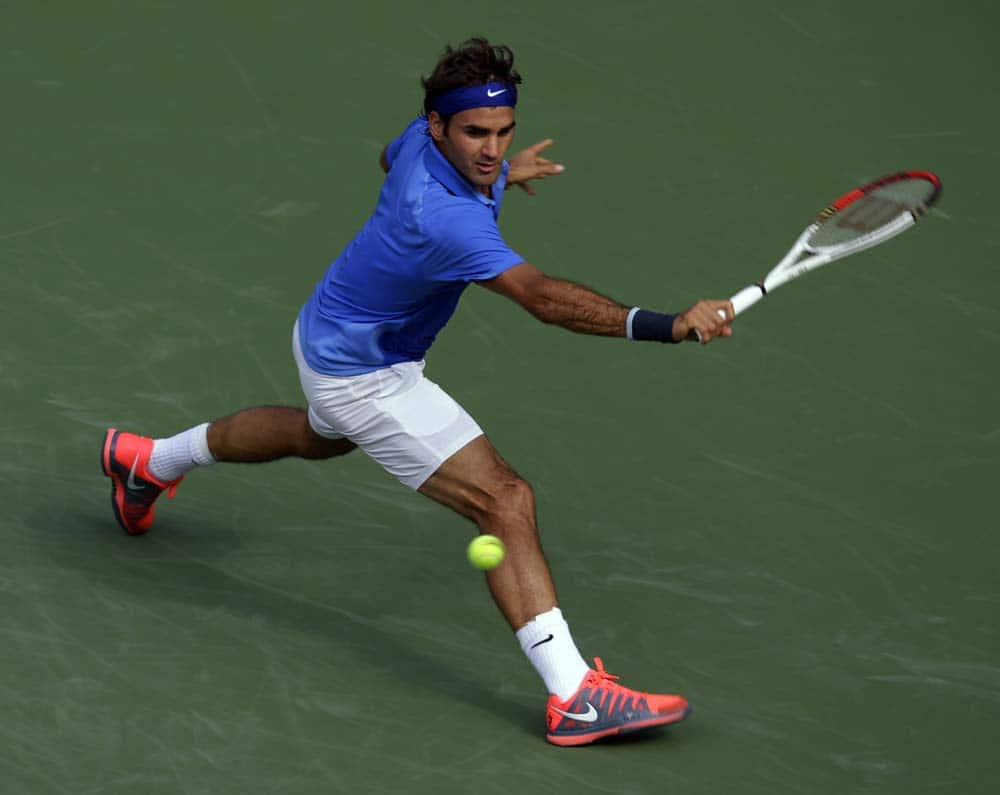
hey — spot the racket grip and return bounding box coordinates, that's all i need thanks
[729,284,766,316]
[708,285,764,323]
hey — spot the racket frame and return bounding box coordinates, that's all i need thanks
[726,170,942,318]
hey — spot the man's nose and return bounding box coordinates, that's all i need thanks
[482,135,500,159]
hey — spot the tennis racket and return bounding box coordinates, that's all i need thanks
[693,170,942,339]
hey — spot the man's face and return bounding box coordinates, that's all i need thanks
[429,106,516,192]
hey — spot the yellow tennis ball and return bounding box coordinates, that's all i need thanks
[467,534,505,571]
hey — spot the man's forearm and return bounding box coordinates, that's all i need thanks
[528,276,630,337]
[483,263,730,345]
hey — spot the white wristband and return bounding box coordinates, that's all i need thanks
[626,307,641,341]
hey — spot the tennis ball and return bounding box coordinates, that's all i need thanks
[467,534,506,571]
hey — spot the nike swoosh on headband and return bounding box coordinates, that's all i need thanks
[432,82,517,116]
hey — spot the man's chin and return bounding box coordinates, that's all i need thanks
[472,163,500,184]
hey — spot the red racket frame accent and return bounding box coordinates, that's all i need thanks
[823,170,942,216]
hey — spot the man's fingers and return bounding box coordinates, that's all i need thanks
[526,163,564,180]
[507,139,564,197]
[713,300,735,322]
[535,163,564,177]
[513,163,564,194]
[683,299,736,344]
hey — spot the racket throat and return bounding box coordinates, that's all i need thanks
[730,283,768,316]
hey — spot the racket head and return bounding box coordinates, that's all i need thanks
[808,170,942,252]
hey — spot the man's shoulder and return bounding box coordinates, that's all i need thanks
[386,116,430,169]
[422,194,495,237]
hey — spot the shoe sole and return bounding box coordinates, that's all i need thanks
[546,706,692,747]
[101,427,144,536]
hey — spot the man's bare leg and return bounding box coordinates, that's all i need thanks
[104,406,357,535]
[418,434,555,630]
[206,406,357,462]
[143,406,355,487]
[419,434,591,701]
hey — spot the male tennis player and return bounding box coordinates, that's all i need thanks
[101,38,734,746]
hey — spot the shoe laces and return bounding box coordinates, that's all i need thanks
[164,475,183,499]
[590,657,623,689]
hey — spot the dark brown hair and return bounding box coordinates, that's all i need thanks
[421,37,522,117]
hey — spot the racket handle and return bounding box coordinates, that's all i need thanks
[710,284,766,321]
[730,284,766,316]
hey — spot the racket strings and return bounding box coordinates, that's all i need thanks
[808,211,914,258]
[809,177,937,250]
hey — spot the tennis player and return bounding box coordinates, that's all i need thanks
[101,38,734,746]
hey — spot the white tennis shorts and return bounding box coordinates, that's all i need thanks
[292,321,483,489]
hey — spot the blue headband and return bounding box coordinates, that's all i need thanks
[431,81,518,117]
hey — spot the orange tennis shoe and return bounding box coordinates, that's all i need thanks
[101,428,181,535]
[546,658,691,746]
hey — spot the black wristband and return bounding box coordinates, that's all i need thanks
[628,308,679,344]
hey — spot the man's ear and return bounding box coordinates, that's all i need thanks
[427,111,445,142]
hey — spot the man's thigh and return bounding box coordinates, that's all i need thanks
[418,435,523,519]
[295,344,483,490]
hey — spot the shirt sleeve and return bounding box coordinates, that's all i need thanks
[384,116,428,170]
[429,207,525,283]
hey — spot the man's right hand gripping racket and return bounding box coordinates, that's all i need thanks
[692,171,942,341]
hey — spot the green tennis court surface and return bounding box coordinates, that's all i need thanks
[3,2,998,792]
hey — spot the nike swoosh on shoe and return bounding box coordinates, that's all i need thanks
[551,702,599,723]
[126,455,147,490]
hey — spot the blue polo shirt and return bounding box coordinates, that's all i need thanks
[297,116,525,376]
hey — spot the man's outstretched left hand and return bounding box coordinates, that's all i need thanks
[507,139,565,195]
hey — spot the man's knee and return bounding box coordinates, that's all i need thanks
[302,436,357,460]
[479,474,536,526]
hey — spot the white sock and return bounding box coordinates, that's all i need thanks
[516,607,591,701]
[148,422,215,482]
